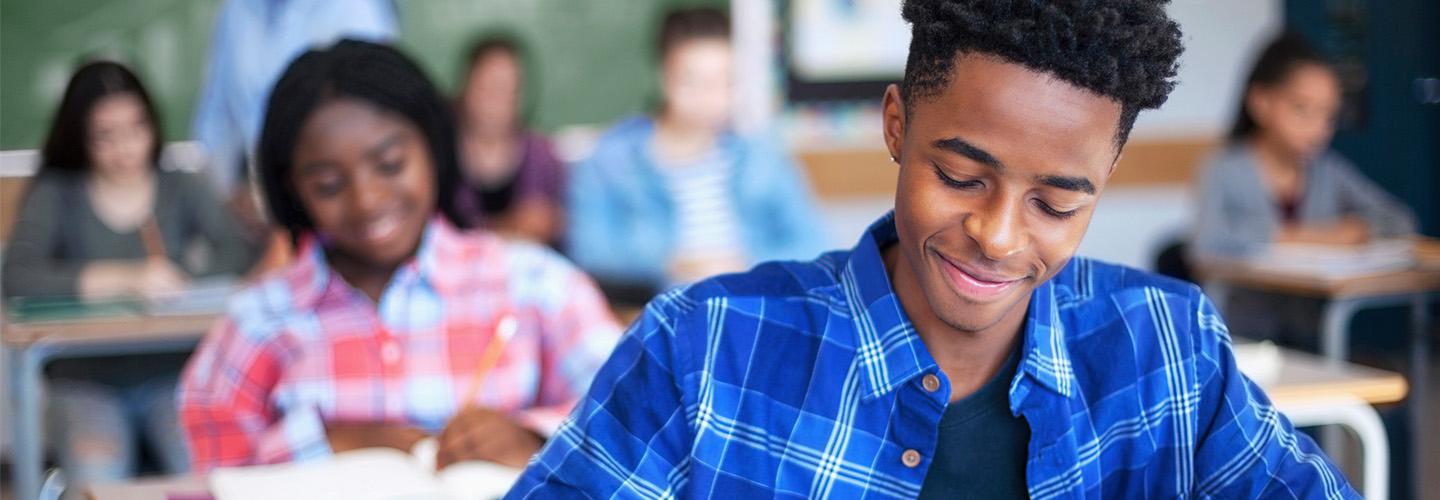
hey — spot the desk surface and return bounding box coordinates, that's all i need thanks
[2,312,218,347]
[1200,264,1440,299]
[1197,240,1440,299]
[1245,345,1408,406]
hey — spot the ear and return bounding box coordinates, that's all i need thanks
[882,84,906,164]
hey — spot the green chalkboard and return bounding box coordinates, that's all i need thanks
[0,0,724,151]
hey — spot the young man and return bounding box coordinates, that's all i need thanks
[508,1,1356,498]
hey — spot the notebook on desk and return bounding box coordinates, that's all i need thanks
[142,276,240,316]
[1248,240,1416,280]
[4,276,240,323]
[4,296,142,323]
[209,438,522,500]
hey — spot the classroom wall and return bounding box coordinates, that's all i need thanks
[0,0,724,151]
[1128,0,1283,140]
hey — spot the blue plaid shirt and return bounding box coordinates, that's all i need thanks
[509,214,1356,499]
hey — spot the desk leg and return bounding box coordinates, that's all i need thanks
[1410,294,1430,500]
[1319,299,1362,471]
[1280,398,1390,500]
[1321,299,1359,366]
[9,346,44,500]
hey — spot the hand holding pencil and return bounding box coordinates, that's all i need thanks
[434,314,542,469]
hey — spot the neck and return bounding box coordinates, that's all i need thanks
[325,250,403,304]
[92,168,154,190]
[653,115,717,161]
[883,244,1025,402]
[1248,135,1304,173]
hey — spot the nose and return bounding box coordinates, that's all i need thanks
[346,171,390,217]
[962,193,1029,261]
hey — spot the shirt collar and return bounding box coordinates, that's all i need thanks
[842,212,1076,401]
[283,217,484,309]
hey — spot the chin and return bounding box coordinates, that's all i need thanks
[932,285,1029,334]
[938,309,1007,334]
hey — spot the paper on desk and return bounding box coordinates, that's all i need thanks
[1231,340,1282,385]
[209,438,521,500]
[143,276,241,316]
[1247,240,1415,280]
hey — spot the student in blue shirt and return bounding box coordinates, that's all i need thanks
[566,8,826,291]
[509,1,1356,498]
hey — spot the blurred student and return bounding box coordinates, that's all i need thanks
[454,35,566,246]
[191,0,398,233]
[178,40,621,472]
[567,7,825,289]
[510,1,1353,498]
[2,61,259,496]
[1191,33,1415,259]
[1189,33,1416,341]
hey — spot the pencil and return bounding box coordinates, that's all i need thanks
[459,313,519,407]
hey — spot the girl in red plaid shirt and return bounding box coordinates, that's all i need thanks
[178,40,621,472]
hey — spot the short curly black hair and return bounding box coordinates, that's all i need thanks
[900,0,1184,145]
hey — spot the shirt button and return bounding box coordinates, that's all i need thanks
[902,449,922,468]
[922,374,941,393]
[381,341,401,366]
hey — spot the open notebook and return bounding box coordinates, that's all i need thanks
[1247,240,1416,280]
[209,438,522,500]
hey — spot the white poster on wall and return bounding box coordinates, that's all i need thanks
[789,0,910,81]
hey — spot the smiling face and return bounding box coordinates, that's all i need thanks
[883,54,1123,336]
[1246,62,1341,161]
[87,92,156,180]
[660,38,733,133]
[462,49,522,133]
[291,98,437,275]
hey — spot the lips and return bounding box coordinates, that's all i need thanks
[936,253,1025,302]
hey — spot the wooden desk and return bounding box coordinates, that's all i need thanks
[1200,243,1438,499]
[5,313,219,345]
[1197,260,1440,300]
[1237,343,1406,498]
[1246,345,1409,406]
[3,311,218,500]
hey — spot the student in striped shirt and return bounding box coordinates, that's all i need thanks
[510,1,1357,498]
[178,40,621,472]
[566,7,827,291]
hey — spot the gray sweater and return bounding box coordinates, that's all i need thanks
[1189,143,1417,259]
[2,169,260,298]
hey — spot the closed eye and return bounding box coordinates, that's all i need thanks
[932,163,983,190]
[1033,199,1079,220]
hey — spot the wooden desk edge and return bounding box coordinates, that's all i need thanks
[1267,374,1409,407]
[1198,265,1440,299]
[2,314,219,346]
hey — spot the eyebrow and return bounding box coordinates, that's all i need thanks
[296,132,405,176]
[365,132,404,160]
[1037,174,1097,195]
[932,137,1005,171]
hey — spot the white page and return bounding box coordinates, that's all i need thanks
[144,275,241,316]
[210,448,449,500]
[209,438,522,500]
[1249,240,1415,279]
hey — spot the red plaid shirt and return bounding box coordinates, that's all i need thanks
[178,219,621,471]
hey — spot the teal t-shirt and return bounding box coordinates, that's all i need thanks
[918,349,1030,499]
